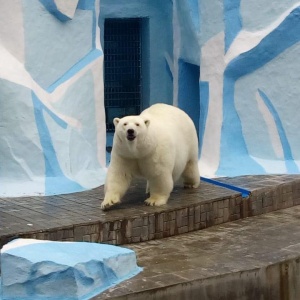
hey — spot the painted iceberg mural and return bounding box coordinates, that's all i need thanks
[198,0,300,177]
[0,0,106,196]
[1,0,300,198]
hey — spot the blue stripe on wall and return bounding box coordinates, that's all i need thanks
[40,0,96,21]
[224,0,242,52]
[77,0,97,50]
[199,81,209,157]
[217,77,265,176]
[39,0,72,22]
[258,89,299,173]
[225,6,300,79]
[47,49,102,92]
[92,4,97,50]
[32,92,84,195]
[187,0,200,30]
[78,0,95,10]
[178,60,200,138]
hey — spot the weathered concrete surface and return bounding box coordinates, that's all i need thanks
[1,175,300,248]
[1,175,300,299]
[95,206,300,300]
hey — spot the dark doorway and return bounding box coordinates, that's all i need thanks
[178,59,200,138]
[104,18,142,131]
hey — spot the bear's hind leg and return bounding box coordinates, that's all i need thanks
[182,160,200,188]
[145,174,173,206]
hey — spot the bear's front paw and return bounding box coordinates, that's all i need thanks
[100,194,121,210]
[145,195,168,206]
[184,178,200,189]
[184,182,200,189]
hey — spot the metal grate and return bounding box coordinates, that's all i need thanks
[104,18,142,131]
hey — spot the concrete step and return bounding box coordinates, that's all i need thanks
[95,205,300,300]
[1,175,300,248]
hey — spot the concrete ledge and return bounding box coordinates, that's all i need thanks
[97,258,300,300]
[96,206,300,300]
[1,175,300,248]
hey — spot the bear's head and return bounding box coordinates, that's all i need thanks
[113,116,150,142]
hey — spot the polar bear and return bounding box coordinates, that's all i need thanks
[100,103,200,209]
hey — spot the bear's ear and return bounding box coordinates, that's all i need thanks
[113,118,120,127]
[144,119,150,127]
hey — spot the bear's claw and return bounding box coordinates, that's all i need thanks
[100,202,113,210]
[184,182,200,189]
[100,195,121,210]
[145,196,168,206]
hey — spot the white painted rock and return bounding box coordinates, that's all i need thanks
[0,239,142,300]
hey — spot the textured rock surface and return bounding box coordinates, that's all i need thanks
[0,239,142,300]
[40,0,79,21]
[0,0,106,197]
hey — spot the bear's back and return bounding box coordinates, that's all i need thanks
[141,103,198,181]
[141,103,196,137]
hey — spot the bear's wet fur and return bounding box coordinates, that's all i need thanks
[101,103,200,209]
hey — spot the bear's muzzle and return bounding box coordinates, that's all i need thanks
[127,129,136,141]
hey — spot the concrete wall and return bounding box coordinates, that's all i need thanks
[114,258,300,300]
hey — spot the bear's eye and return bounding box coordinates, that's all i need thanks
[124,123,127,126]
[135,123,140,126]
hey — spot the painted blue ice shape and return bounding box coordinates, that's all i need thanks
[32,92,84,195]
[39,0,96,22]
[48,49,103,93]
[186,0,200,30]
[199,81,209,158]
[258,89,299,173]
[224,0,242,52]
[39,0,75,22]
[217,6,300,176]
[225,6,300,80]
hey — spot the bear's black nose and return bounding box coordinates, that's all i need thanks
[127,129,134,135]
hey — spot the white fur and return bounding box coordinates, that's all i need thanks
[101,103,200,209]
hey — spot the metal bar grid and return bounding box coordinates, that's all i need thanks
[104,18,142,131]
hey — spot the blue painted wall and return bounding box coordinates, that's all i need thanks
[2,0,300,197]
[99,0,173,108]
[178,60,200,137]
[199,0,300,176]
[0,0,106,196]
